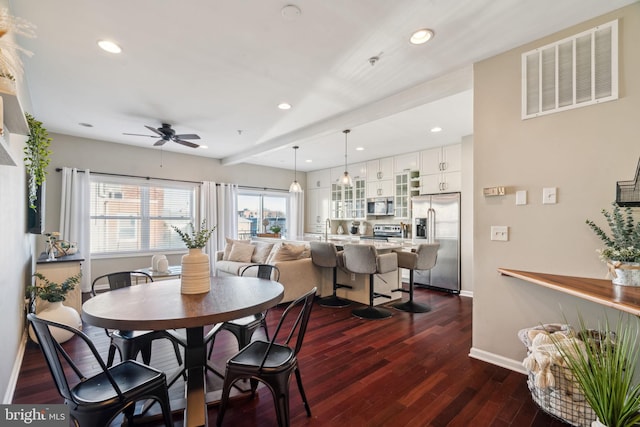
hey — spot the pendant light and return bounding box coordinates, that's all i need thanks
[340,129,353,187]
[289,145,303,193]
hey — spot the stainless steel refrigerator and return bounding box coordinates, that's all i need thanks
[411,192,461,294]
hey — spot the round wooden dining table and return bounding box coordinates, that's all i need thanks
[82,276,284,427]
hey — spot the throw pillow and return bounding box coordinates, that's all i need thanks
[252,241,274,263]
[223,237,248,261]
[270,242,310,262]
[228,243,255,263]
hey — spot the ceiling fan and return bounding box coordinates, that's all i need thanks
[124,123,201,148]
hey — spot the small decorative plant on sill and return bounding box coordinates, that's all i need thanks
[28,272,81,303]
[551,314,640,427]
[270,225,281,235]
[586,203,640,286]
[171,220,216,249]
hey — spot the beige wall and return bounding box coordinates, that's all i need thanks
[471,3,640,370]
[44,133,306,281]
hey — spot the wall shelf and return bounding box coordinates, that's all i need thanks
[0,78,28,136]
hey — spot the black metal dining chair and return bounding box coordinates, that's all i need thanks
[91,271,185,368]
[27,313,173,427]
[207,264,280,358]
[216,286,317,427]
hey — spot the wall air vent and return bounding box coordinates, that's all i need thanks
[522,19,618,119]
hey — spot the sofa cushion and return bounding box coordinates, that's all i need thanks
[268,242,310,263]
[216,260,254,276]
[223,237,250,260]
[228,243,255,262]
[251,241,274,263]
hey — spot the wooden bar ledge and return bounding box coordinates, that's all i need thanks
[498,268,640,317]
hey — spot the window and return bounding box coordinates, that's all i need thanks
[90,176,197,255]
[237,190,288,240]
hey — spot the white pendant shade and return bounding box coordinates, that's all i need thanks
[289,145,303,193]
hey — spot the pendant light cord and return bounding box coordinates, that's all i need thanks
[343,129,350,172]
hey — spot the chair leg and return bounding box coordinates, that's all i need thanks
[319,267,351,308]
[352,275,392,319]
[392,270,431,313]
[294,368,312,417]
[107,344,117,367]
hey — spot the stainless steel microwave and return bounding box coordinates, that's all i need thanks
[367,197,394,216]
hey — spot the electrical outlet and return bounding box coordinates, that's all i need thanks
[351,273,356,281]
[516,190,527,205]
[491,226,509,241]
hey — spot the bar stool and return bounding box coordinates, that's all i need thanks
[342,244,397,320]
[392,243,439,313]
[311,241,352,307]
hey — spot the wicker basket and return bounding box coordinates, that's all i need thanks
[518,324,597,427]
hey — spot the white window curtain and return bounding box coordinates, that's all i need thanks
[200,181,238,272]
[288,191,304,239]
[59,167,91,292]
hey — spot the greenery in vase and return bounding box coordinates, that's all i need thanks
[586,203,640,263]
[28,272,81,303]
[552,314,640,427]
[24,113,52,210]
[172,220,216,249]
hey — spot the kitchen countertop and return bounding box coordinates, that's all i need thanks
[262,235,414,251]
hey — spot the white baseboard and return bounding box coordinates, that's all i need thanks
[468,347,526,375]
[460,289,473,298]
[3,330,27,404]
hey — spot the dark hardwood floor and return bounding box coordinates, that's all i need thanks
[13,286,567,426]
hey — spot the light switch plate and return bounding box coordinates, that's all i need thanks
[491,226,509,241]
[543,187,557,204]
[516,190,527,205]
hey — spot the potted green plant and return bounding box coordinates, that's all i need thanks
[28,272,81,303]
[171,220,216,294]
[552,315,640,427]
[27,272,82,343]
[24,113,52,210]
[270,224,281,235]
[586,203,640,286]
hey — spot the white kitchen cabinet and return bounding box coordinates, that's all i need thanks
[366,157,394,181]
[394,152,420,173]
[350,162,367,180]
[420,144,461,175]
[420,170,461,194]
[394,170,420,218]
[307,168,331,189]
[306,187,330,233]
[419,144,461,194]
[366,179,394,198]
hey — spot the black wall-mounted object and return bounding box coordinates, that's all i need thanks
[616,157,640,207]
[27,180,45,234]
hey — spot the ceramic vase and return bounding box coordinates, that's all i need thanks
[28,301,82,344]
[180,248,210,294]
[592,418,606,427]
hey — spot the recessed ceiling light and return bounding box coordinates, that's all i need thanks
[356,147,364,151]
[430,126,442,133]
[199,145,208,149]
[78,122,93,127]
[278,103,292,110]
[305,159,312,163]
[97,40,122,54]
[410,28,434,45]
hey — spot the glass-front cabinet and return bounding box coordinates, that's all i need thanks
[331,183,344,219]
[394,170,420,219]
[353,179,366,219]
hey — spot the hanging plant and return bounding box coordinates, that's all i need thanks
[24,113,51,209]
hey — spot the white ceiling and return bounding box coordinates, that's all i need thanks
[10,0,636,172]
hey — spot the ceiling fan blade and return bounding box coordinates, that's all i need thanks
[145,125,164,136]
[153,139,167,146]
[175,139,200,148]
[174,133,200,140]
[123,132,157,138]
